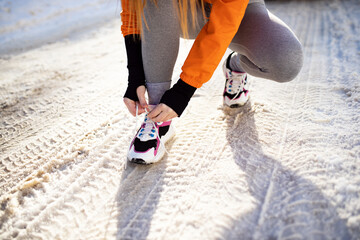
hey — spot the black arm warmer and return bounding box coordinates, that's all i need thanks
[123,35,146,101]
[160,79,197,117]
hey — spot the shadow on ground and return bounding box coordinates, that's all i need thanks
[219,101,350,239]
[115,140,175,239]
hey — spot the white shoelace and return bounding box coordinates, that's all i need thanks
[228,74,247,105]
[143,107,169,155]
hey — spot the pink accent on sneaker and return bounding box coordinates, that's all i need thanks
[153,137,161,156]
[244,90,249,97]
[157,120,171,127]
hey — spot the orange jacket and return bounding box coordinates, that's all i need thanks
[121,0,249,88]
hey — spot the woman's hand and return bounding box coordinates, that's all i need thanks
[123,85,149,116]
[147,103,178,122]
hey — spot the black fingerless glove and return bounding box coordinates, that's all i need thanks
[123,35,146,101]
[160,79,197,117]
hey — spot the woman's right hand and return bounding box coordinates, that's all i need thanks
[123,85,149,116]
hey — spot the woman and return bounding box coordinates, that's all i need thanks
[121,0,303,164]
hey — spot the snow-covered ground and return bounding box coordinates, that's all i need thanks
[0,0,359,239]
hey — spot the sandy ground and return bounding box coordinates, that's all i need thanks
[0,0,359,239]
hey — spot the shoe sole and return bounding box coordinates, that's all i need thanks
[223,96,249,108]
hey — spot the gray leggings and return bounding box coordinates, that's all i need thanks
[142,0,304,104]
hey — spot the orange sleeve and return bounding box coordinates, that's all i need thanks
[121,0,140,36]
[180,0,249,88]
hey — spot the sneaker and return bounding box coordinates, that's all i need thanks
[223,53,250,108]
[127,114,175,164]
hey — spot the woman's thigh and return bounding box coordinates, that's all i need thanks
[142,0,181,83]
[229,2,303,82]
[186,1,303,82]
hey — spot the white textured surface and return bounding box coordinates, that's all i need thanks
[1,0,359,239]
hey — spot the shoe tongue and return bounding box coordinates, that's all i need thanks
[144,118,154,129]
[138,121,157,141]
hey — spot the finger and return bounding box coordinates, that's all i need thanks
[136,86,148,109]
[162,112,178,122]
[160,103,178,120]
[151,111,168,123]
[128,109,136,116]
[136,104,146,115]
[147,105,162,119]
[123,98,147,116]
[152,108,177,122]
[133,103,148,116]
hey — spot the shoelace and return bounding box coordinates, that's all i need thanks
[143,107,170,155]
[138,115,157,139]
[228,75,246,104]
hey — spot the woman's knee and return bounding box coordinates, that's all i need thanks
[270,38,304,83]
[237,38,304,83]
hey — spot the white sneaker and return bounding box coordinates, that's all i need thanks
[223,53,250,108]
[127,114,175,164]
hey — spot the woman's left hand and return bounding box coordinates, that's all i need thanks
[147,103,178,122]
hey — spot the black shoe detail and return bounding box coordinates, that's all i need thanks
[223,89,249,99]
[230,104,241,108]
[158,125,170,138]
[130,158,152,165]
[134,138,157,152]
[133,124,170,152]
[226,52,236,71]
[224,91,242,99]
